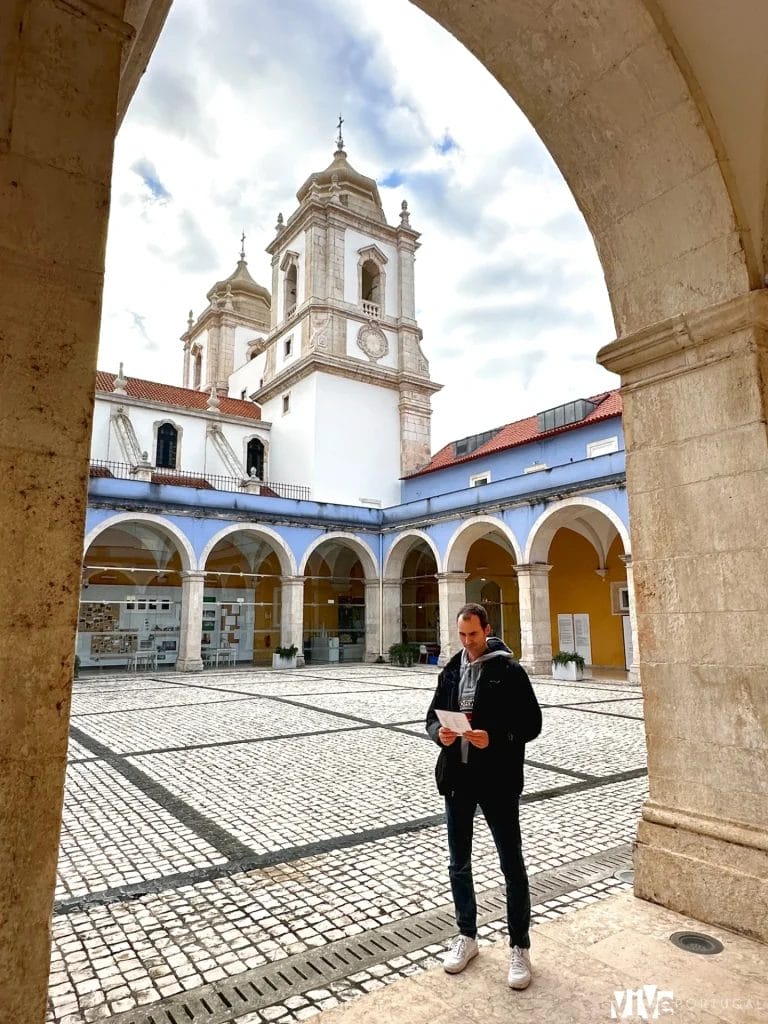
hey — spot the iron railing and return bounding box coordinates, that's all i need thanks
[89,460,311,501]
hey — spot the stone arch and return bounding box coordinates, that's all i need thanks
[199,524,297,577]
[444,516,523,572]
[412,0,756,332]
[83,513,195,572]
[299,533,378,579]
[524,497,630,564]
[383,530,442,579]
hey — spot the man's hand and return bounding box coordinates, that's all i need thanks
[465,729,489,749]
[438,726,460,746]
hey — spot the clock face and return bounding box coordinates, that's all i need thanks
[357,324,388,362]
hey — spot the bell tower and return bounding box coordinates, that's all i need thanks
[241,126,440,506]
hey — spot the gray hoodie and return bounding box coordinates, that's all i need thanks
[457,637,515,763]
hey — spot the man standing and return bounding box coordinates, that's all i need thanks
[426,602,542,989]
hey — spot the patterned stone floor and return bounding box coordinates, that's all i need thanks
[48,665,647,1023]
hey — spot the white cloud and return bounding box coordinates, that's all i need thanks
[100,0,617,450]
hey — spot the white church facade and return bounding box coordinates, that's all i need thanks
[81,144,635,679]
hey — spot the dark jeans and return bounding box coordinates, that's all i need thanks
[445,786,531,948]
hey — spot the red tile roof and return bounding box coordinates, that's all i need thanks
[95,371,261,421]
[407,390,623,478]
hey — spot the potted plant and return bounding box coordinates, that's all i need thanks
[551,651,585,681]
[272,644,299,670]
[73,654,81,679]
[388,642,420,667]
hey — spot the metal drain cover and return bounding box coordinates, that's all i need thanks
[615,868,634,884]
[670,931,724,955]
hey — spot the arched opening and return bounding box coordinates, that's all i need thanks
[155,423,178,469]
[246,438,265,479]
[400,541,439,654]
[303,540,367,663]
[464,535,520,658]
[78,522,185,670]
[527,500,630,674]
[192,350,202,389]
[284,263,297,317]
[361,260,381,306]
[203,532,284,665]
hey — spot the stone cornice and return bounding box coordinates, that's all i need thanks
[96,391,272,431]
[597,290,768,385]
[252,354,440,403]
[267,200,402,255]
[189,304,270,337]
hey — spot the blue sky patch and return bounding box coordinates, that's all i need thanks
[436,131,458,154]
[130,158,171,202]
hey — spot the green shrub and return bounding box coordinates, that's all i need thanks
[388,642,420,666]
[552,651,585,669]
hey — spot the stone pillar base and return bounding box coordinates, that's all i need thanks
[520,658,553,677]
[635,813,768,943]
[175,657,203,672]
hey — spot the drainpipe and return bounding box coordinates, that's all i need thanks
[378,531,384,661]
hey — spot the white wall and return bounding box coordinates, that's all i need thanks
[228,351,266,399]
[313,372,400,506]
[261,375,317,492]
[343,229,398,315]
[91,396,268,476]
[344,321,398,368]
[90,401,113,460]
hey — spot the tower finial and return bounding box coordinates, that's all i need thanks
[336,112,344,151]
[240,230,246,261]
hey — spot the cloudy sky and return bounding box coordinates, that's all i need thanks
[101,0,618,450]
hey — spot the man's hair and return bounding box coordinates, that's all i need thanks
[456,602,489,628]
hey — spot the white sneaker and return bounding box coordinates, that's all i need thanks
[442,934,479,974]
[507,946,531,989]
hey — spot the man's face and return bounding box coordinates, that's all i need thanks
[457,614,491,661]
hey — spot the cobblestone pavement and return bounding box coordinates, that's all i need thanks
[48,666,647,1023]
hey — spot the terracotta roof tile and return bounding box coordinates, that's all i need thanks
[407,390,623,478]
[95,371,261,421]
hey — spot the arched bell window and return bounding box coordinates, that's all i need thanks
[156,423,178,469]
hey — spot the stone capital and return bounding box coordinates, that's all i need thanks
[279,575,305,586]
[513,563,552,577]
[437,572,469,583]
[597,290,768,386]
[180,570,206,583]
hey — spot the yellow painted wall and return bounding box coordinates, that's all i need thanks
[548,530,627,667]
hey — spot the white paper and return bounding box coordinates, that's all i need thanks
[435,709,472,734]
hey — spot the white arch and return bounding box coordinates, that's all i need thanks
[299,532,378,580]
[524,497,630,563]
[199,523,297,577]
[383,529,442,579]
[444,515,523,572]
[83,512,195,572]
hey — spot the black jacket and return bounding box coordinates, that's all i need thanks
[425,639,542,797]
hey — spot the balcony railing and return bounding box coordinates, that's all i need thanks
[89,460,311,501]
[361,300,380,318]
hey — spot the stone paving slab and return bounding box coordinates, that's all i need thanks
[47,665,648,1024]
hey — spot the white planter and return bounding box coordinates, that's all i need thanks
[272,653,297,670]
[552,660,583,681]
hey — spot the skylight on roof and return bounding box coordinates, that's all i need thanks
[537,399,597,433]
[453,427,502,457]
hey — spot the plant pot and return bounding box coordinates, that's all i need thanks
[272,653,297,670]
[552,660,583,681]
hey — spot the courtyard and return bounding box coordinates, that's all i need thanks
[48,665,646,1024]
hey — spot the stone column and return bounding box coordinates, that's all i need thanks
[175,572,205,672]
[364,579,381,662]
[514,564,553,675]
[619,554,641,685]
[0,3,141,1021]
[436,572,468,665]
[279,576,304,653]
[381,579,402,657]
[598,291,768,943]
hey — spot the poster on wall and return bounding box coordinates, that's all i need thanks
[557,613,592,664]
